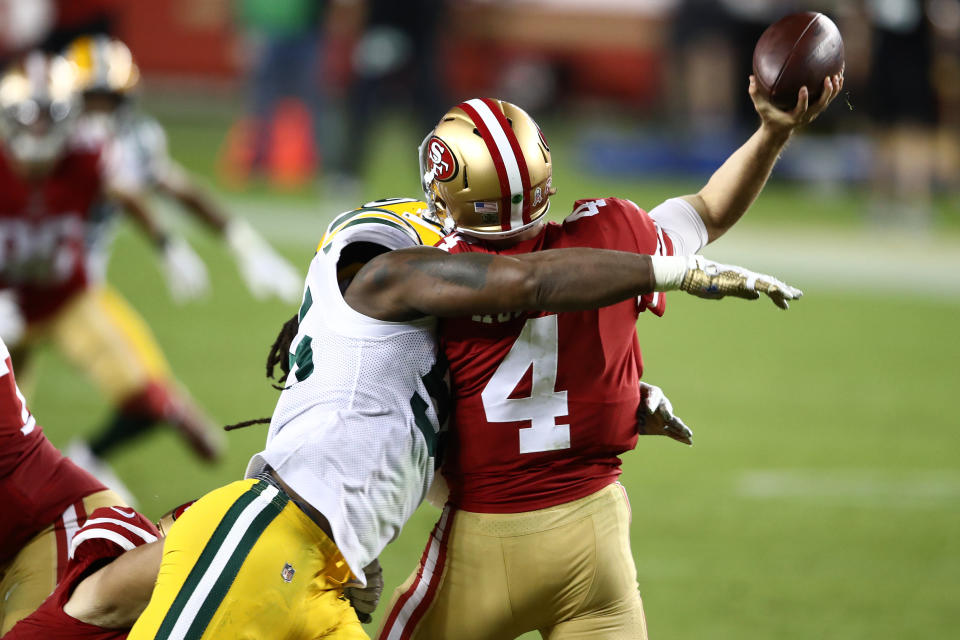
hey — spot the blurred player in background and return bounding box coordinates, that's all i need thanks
[0,51,226,503]
[64,34,303,304]
[128,199,796,639]
[378,75,841,639]
[0,335,129,634]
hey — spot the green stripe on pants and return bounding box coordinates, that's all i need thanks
[154,481,289,640]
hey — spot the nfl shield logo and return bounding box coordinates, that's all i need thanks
[281,562,295,583]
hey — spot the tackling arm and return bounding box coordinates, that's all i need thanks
[680,74,843,243]
[344,246,803,321]
[345,246,656,321]
[63,539,163,629]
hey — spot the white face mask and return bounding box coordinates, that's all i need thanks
[1,99,77,170]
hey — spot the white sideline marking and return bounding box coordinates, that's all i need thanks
[736,469,960,506]
[705,226,960,301]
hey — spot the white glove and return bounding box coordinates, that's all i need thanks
[638,381,693,446]
[344,559,384,624]
[651,254,803,309]
[161,237,210,304]
[0,290,25,346]
[225,220,302,303]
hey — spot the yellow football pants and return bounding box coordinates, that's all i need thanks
[377,482,647,640]
[130,479,368,640]
[0,489,128,635]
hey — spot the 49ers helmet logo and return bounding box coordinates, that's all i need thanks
[427,136,458,182]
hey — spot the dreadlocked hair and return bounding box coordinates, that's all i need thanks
[267,314,300,389]
[223,417,271,431]
[222,313,300,432]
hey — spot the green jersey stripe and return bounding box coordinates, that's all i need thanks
[327,206,411,232]
[321,216,417,254]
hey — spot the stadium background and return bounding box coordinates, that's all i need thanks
[4,0,958,637]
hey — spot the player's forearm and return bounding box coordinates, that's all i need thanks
[348,247,656,320]
[64,539,163,628]
[157,169,229,232]
[109,187,169,247]
[523,249,655,311]
[686,123,791,243]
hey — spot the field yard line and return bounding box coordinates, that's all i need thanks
[737,469,960,506]
[219,200,960,301]
[705,226,960,301]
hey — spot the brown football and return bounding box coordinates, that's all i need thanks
[752,12,845,111]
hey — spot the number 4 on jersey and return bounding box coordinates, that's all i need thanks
[481,315,570,454]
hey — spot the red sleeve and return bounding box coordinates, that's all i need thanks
[0,353,39,475]
[69,507,159,566]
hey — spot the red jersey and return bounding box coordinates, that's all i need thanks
[0,341,106,566]
[0,144,105,323]
[5,506,160,640]
[437,198,673,513]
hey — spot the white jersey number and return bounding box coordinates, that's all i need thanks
[0,360,36,436]
[481,315,570,454]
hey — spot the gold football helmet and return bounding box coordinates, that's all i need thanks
[0,52,80,169]
[64,35,140,97]
[419,98,554,238]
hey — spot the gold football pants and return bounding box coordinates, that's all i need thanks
[130,479,368,640]
[377,482,647,640]
[21,286,171,402]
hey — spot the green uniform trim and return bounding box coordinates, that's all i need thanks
[154,481,289,640]
[321,211,420,254]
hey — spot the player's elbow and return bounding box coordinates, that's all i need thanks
[690,193,731,243]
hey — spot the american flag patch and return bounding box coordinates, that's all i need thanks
[474,201,499,213]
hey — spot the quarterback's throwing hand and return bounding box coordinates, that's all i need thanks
[638,382,693,446]
[344,559,384,624]
[680,255,802,310]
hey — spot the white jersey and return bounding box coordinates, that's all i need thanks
[245,206,447,585]
[74,110,172,282]
[104,110,170,193]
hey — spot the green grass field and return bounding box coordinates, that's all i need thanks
[26,110,960,638]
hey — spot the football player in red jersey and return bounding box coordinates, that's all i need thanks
[378,74,843,639]
[0,335,130,634]
[4,505,164,640]
[0,51,223,501]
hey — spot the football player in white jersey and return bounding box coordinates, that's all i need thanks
[64,35,302,304]
[57,36,304,496]
[128,199,800,640]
